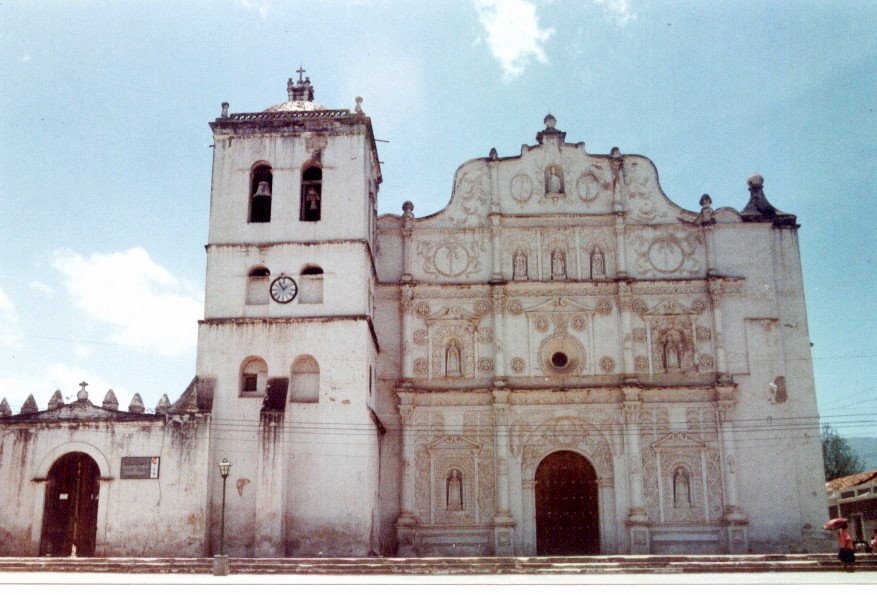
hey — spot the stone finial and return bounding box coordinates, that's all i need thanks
[76,381,89,402]
[221,102,229,118]
[0,398,11,417]
[129,393,145,414]
[488,148,498,160]
[48,390,64,410]
[156,393,171,415]
[103,389,119,411]
[610,147,622,159]
[698,193,715,225]
[741,172,782,222]
[402,201,414,216]
[536,113,566,145]
[21,394,38,414]
[354,96,364,115]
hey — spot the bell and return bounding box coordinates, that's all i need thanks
[254,181,271,199]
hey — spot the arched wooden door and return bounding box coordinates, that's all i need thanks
[39,452,100,556]
[535,450,599,555]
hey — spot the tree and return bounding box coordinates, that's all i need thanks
[822,424,864,481]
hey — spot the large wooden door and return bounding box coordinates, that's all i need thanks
[39,453,100,556]
[535,450,599,555]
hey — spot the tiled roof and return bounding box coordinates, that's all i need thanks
[826,469,877,491]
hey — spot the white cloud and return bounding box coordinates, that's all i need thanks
[51,247,203,357]
[73,343,94,359]
[28,280,53,295]
[475,0,555,82]
[239,0,270,19]
[593,0,636,26]
[21,54,32,63]
[0,287,22,349]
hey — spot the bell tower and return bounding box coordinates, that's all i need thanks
[197,70,384,556]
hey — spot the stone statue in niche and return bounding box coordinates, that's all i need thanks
[551,250,567,280]
[513,249,528,280]
[590,247,606,278]
[662,329,684,371]
[445,339,462,377]
[673,467,692,508]
[546,165,564,194]
[446,469,463,511]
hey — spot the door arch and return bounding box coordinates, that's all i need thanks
[535,450,599,555]
[39,452,100,556]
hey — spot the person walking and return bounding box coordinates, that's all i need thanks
[837,521,855,572]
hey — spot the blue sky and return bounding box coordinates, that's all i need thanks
[0,1,874,437]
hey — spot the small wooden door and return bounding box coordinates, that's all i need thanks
[535,450,599,555]
[39,453,100,556]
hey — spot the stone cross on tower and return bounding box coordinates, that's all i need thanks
[76,381,89,402]
[287,65,315,102]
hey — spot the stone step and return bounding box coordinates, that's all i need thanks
[1,554,874,575]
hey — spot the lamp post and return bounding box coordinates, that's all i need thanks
[213,458,232,576]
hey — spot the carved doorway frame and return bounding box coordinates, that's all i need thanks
[520,447,616,555]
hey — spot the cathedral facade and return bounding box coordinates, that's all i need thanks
[0,75,829,557]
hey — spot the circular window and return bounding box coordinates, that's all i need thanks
[551,352,569,369]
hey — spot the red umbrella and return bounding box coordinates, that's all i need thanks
[824,517,847,530]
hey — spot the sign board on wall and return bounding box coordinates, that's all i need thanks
[120,456,160,479]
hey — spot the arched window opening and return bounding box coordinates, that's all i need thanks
[300,166,322,222]
[240,357,268,396]
[290,355,319,403]
[249,164,273,223]
[299,265,324,304]
[246,266,270,305]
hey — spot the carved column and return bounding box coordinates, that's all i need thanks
[491,285,507,379]
[401,208,414,283]
[400,285,414,380]
[715,391,748,553]
[610,152,628,278]
[397,400,417,555]
[707,278,729,381]
[618,283,636,379]
[492,388,515,554]
[521,479,537,555]
[614,212,627,278]
[621,387,650,553]
[489,213,503,282]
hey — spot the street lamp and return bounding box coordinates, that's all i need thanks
[213,458,232,576]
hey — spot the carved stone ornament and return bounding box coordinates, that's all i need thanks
[632,328,648,343]
[631,229,704,277]
[476,326,493,344]
[413,358,429,376]
[474,300,491,316]
[691,299,708,314]
[417,238,487,278]
[510,416,614,480]
[576,171,603,203]
[478,357,494,373]
[535,317,550,333]
[413,329,428,345]
[597,299,613,316]
[510,357,526,373]
[510,173,534,203]
[631,299,648,315]
[414,302,431,318]
[699,354,715,370]
[571,316,587,332]
[599,356,616,373]
[449,168,491,225]
[507,300,523,316]
[635,355,649,371]
[696,326,712,341]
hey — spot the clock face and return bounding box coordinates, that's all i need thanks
[270,276,298,303]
